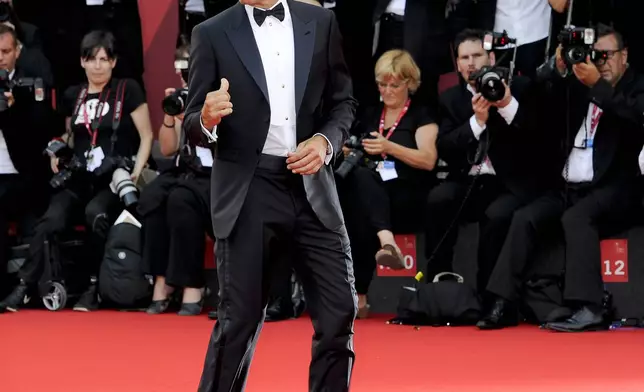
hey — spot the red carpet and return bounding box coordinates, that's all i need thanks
[1,311,643,392]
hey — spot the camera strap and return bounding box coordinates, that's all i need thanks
[378,98,410,159]
[109,79,127,155]
[73,79,127,153]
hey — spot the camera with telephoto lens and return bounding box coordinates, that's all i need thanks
[162,88,188,116]
[335,134,377,179]
[0,69,44,112]
[467,31,516,102]
[44,140,84,189]
[558,26,608,66]
[94,156,139,207]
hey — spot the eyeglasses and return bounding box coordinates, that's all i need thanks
[594,49,623,66]
[377,81,406,90]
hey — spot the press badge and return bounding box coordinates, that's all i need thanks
[377,160,398,181]
[85,146,105,172]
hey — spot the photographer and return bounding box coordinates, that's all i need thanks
[0,25,56,301]
[337,49,438,318]
[424,29,543,304]
[138,44,212,316]
[484,24,644,332]
[0,30,153,313]
[0,1,53,87]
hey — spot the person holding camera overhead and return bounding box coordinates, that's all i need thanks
[0,30,153,313]
[423,29,544,308]
[337,49,438,318]
[138,43,213,316]
[484,24,644,332]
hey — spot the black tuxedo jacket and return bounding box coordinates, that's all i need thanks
[184,0,356,239]
[542,67,644,190]
[0,67,59,180]
[437,76,546,201]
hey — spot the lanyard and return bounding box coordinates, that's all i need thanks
[379,98,410,140]
[80,88,110,148]
[589,103,603,139]
[378,99,410,159]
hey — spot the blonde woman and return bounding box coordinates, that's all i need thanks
[339,49,438,317]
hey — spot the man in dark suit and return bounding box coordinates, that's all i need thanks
[0,25,57,302]
[424,29,543,301]
[183,0,357,390]
[481,24,644,332]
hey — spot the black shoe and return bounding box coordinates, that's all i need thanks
[544,306,609,332]
[73,283,99,312]
[146,299,170,315]
[208,310,218,320]
[265,297,294,322]
[476,297,519,330]
[178,301,203,316]
[0,281,30,312]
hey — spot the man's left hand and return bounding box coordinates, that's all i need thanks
[286,135,328,175]
[572,56,601,87]
[362,132,391,155]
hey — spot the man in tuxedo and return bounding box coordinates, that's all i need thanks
[482,24,644,332]
[425,29,543,300]
[183,0,357,391]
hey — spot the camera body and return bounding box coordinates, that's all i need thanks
[44,140,84,189]
[558,26,604,65]
[467,31,516,102]
[335,134,376,179]
[162,88,188,116]
[95,156,139,207]
[0,69,44,112]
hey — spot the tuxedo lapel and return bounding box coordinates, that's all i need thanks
[289,1,315,114]
[225,4,270,103]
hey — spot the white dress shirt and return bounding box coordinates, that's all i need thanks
[494,0,551,47]
[466,84,519,176]
[185,0,206,14]
[563,103,603,183]
[202,0,332,164]
[0,69,18,174]
[385,0,406,16]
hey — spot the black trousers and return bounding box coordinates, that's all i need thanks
[339,166,428,294]
[198,155,357,392]
[18,187,120,285]
[424,176,523,291]
[495,38,548,79]
[486,182,641,306]
[0,175,42,294]
[141,173,212,289]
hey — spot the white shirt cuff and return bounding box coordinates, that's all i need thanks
[200,116,218,143]
[469,115,486,140]
[313,133,333,165]
[497,97,519,125]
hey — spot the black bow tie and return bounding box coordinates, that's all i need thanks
[253,2,285,26]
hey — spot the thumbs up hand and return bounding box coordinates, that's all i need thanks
[201,78,233,129]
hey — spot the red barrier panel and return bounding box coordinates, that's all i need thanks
[601,239,628,283]
[377,234,417,277]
